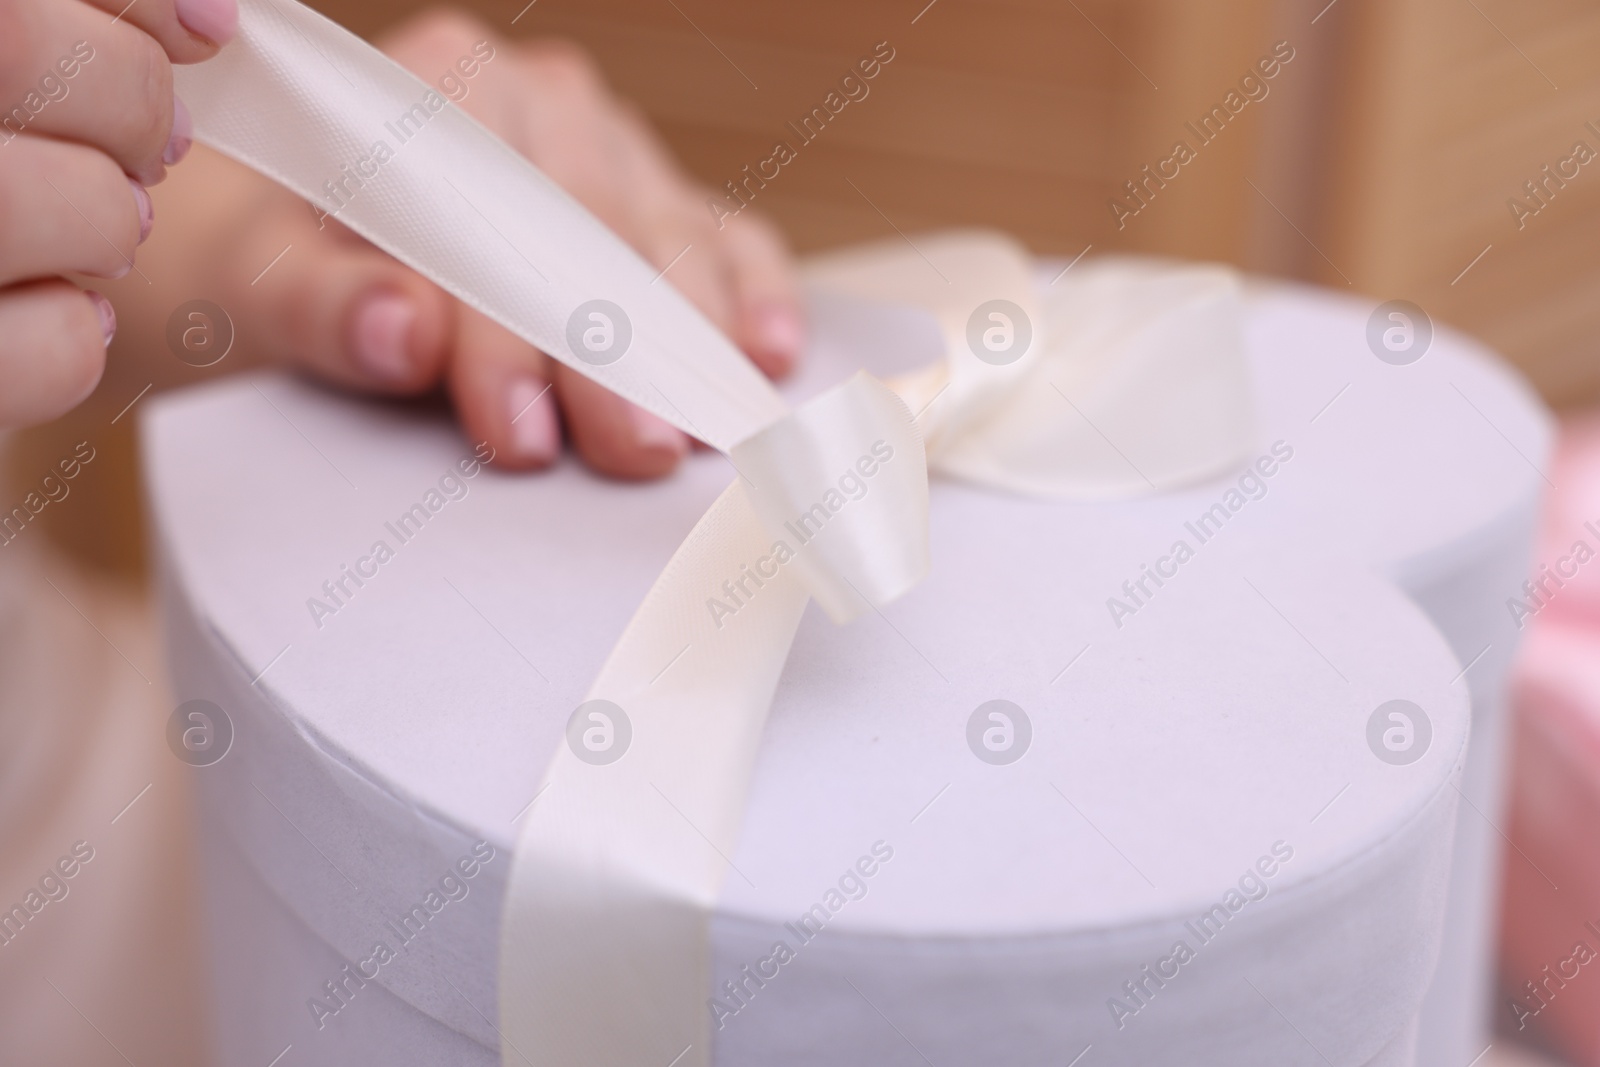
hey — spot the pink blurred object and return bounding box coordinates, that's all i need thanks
[1502,414,1600,1062]
[1514,414,1600,628]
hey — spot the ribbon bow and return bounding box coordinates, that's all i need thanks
[176,4,1253,1064]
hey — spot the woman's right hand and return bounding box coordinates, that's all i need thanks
[0,0,236,428]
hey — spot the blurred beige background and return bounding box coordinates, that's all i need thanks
[4,0,1597,1063]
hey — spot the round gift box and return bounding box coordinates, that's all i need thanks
[144,263,1547,1067]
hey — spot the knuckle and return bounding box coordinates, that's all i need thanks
[724,207,797,276]
[729,205,783,244]
[523,38,604,96]
[680,194,723,241]
[386,8,495,64]
[0,25,27,92]
[611,101,661,152]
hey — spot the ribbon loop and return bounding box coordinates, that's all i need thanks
[804,243,1254,499]
[936,258,1253,497]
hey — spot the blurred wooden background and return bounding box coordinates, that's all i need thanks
[1324,0,1600,407]
[12,0,1600,575]
[326,0,1308,265]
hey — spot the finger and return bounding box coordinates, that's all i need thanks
[642,215,735,337]
[553,363,687,481]
[719,209,806,379]
[0,135,148,286]
[376,8,501,105]
[445,306,562,470]
[0,280,112,428]
[217,197,453,393]
[600,106,746,353]
[505,40,637,234]
[78,0,237,61]
[0,4,178,184]
[604,104,803,381]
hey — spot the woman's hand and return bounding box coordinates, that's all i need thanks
[0,0,236,427]
[183,9,805,479]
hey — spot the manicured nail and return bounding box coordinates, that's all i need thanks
[753,303,804,368]
[506,377,559,462]
[175,0,239,45]
[129,179,153,244]
[629,404,688,455]
[86,291,116,347]
[163,97,193,167]
[350,291,417,383]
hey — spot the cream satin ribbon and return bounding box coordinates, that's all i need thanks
[175,4,1254,1064]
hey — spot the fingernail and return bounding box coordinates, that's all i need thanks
[753,303,804,366]
[129,179,153,244]
[629,405,688,455]
[175,0,239,44]
[86,291,116,347]
[163,97,193,167]
[506,377,559,462]
[350,291,417,383]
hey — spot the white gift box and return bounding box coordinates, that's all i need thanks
[144,264,1547,1067]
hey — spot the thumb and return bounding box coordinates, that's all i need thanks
[222,196,454,393]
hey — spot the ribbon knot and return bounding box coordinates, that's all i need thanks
[732,373,929,624]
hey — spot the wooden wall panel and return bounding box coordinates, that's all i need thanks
[501,0,1132,255]
[1321,0,1600,406]
[312,0,1287,260]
